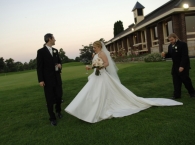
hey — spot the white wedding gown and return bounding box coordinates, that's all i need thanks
[65,55,183,123]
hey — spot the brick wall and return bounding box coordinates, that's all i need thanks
[157,22,164,52]
[122,37,128,51]
[188,40,195,56]
[128,35,134,49]
[137,31,142,50]
[151,46,160,53]
[146,27,152,53]
[180,13,187,42]
[172,13,187,42]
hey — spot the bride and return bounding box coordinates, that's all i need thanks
[65,41,183,123]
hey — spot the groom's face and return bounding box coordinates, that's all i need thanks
[50,36,56,45]
[169,37,177,45]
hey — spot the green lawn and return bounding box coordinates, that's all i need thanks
[0,60,195,145]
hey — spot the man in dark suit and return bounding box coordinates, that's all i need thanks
[37,33,63,126]
[164,33,195,99]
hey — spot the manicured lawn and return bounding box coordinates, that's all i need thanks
[0,60,195,145]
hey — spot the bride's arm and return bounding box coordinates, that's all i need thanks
[99,51,109,68]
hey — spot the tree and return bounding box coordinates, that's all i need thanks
[75,57,80,62]
[5,58,16,72]
[79,38,105,63]
[15,61,24,71]
[28,59,37,69]
[0,57,5,72]
[79,43,93,63]
[58,48,69,63]
[114,20,124,37]
[23,62,29,70]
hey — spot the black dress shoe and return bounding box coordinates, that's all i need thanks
[171,96,181,99]
[190,92,195,98]
[57,113,62,119]
[51,120,57,126]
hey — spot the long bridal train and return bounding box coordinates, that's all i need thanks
[65,56,183,123]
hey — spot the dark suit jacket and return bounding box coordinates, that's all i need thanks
[166,40,191,74]
[36,46,62,86]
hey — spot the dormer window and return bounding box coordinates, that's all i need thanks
[134,18,137,23]
[137,9,143,16]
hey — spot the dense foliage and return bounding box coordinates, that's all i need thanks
[144,53,163,62]
[114,20,124,37]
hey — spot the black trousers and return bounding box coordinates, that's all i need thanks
[44,85,62,121]
[172,69,194,97]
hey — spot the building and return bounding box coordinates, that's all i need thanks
[105,0,195,57]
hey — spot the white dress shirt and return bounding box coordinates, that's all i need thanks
[46,45,53,56]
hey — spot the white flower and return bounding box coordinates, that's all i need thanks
[92,57,104,68]
[53,50,56,53]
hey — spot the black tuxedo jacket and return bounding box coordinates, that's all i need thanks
[36,46,62,86]
[166,40,191,74]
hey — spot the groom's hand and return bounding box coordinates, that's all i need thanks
[179,67,184,72]
[39,81,45,87]
[57,64,62,69]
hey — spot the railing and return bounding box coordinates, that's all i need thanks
[187,32,195,41]
[152,39,159,46]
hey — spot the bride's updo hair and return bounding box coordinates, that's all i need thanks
[93,41,102,49]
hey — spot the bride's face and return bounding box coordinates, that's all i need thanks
[93,45,101,53]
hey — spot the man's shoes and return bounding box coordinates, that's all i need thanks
[190,92,195,98]
[171,96,181,99]
[57,113,62,119]
[51,120,57,126]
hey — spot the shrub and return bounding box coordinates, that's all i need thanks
[144,53,162,62]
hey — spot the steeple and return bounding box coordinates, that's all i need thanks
[132,1,145,11]
[132,1,145,24]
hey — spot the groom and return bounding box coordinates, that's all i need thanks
[36,33,63,126]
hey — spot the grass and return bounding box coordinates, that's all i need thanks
[0,61,195,145]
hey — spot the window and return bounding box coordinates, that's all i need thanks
[185,15,195,32]
[141,31,146,42]
[185,15,195,40]
[150,26,159,46]
[165,21,173,36]
[163,20,173,43]
[141,30,147,49]
[137,9,143,16]
[133,34,138,44]
[154,26,158,39]
[134,18,137,23]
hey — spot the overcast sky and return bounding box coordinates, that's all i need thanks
[0,0,170,63]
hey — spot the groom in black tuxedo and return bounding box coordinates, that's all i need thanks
[37,33,63,126]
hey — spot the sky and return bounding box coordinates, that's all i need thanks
[0,0,170,63]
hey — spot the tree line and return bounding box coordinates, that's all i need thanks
[0,48,78,73]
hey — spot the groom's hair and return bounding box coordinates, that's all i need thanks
[44,33,53,43]
[168,33,180,40]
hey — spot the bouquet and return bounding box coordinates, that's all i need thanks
[92,58,104,76]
